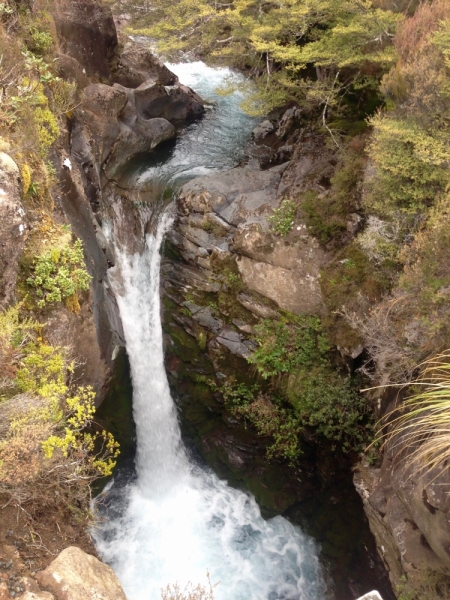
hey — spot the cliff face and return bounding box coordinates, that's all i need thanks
[355,444,450,594]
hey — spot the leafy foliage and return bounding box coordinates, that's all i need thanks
[267,198,296,237]
[291,371,370,452]
[0,303,120,513]
[221,383,304,462]
[218,313,371,459]
[248,316,328,379]
[221,369,370,460]
[365,114,450,218]
[27,239,91,309]
[126,0,400,114]
[42,386,120,478]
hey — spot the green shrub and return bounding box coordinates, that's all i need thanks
[34,106,60,150]
[301,190,345,244]
[0,303,119,514]
[320,244,393,314]
[27,239,91,308]
[267,198,296,237]
[27,27,54,54]
[292,371,370,452]
[221,383,303,462]
[365,113,450,219]
[248,316,329,379]
[221,372,370,459]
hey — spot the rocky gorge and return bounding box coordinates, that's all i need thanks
[1,0,450,599]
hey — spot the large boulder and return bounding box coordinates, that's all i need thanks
[53,0,118,80]
[178,164,287,227]
[132,80,204,125]
[0,152,28,307]
[112,35,178,88]
[71,78,204,190]
[36,547,127,600]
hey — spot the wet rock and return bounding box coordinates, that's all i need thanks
[133,80,204,125]
[72,76,203,186]
[163,262,220,293]
[184,304,223,334]
[252,120,274,141]
[0,152,28,307]
[104,118,176,179]
[36,547,127,600]
[178,164,288,228]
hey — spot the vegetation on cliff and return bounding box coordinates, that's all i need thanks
[0,0,119,520]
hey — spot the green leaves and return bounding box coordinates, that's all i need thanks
[267,198,296,237]
[127,0,400,115]
[248,315,328,379]
[292,372,370,452]
[27,239,91,309]
[365,113,450,218]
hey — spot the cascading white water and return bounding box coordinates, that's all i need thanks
[93,61,327,600]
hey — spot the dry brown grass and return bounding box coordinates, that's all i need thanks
[161,573,217,600]
[394,0,450,62]
[379,352,450,476]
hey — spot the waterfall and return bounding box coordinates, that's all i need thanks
[93,62,327,600]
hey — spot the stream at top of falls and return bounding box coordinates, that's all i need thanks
[93,61,327,600]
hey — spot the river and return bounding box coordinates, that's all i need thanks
[93,62,328,600]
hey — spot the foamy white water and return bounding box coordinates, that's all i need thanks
[93,61,326,600]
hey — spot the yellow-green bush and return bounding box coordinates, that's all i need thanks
[34,106,60,150]
[26,239,91,309]
[0,304,119,512]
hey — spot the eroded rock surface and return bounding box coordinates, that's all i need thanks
[70,72,204,196]
[53,0,117,80]
[355,452,450,592]
[175,163,325,315]
[112,34,178,88]
[36,547,127,600]
[0,152,28,307]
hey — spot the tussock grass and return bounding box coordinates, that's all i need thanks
[377,351,450,473]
